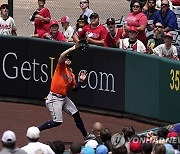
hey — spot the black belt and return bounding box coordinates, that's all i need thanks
[50,92,66,98]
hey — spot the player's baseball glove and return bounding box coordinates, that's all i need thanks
[78,39,89,52]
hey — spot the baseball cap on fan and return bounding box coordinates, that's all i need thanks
[128,26,138,32]
[89,13,99,19]
[164,32,173,39]
[0,4,9,10]
[50,20,59,27]
[26,126,40,139]
[106,18,115,25]
[60,16,70,23]
[2,130,16,143]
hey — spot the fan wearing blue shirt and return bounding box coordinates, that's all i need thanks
[153,0,178,32]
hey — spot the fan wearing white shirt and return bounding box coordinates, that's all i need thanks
[152,32,179,60]
[60,16,74,42]
[21,126,55,154]
[0,4,17,35]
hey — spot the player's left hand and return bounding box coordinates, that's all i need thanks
[79,70,88,82]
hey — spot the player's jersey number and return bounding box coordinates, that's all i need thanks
[170,69,180,91]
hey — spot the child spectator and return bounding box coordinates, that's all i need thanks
[119,26,146,53]
[147,32,179,60]
[0,4,17,35]
[43,20,66,42]
[60,16,74,42]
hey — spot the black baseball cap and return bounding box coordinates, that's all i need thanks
[90,13,99,19]
[77,15,88,24]
[0,4,9,9]
[106,18,115,24]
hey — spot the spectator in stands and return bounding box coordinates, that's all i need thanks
[144,0,158,32]
[147,32,179,60]
[119,26,146,53]
[123,0,147,44]
[81,146,95,154]
[153,143,166,154]
[156,0,173,10]
[60,16,74,42]
[85,139,98,149]
[52,140,65,154]
[122,126,136,153]
[142,143,153,154]
[32,0,51,38]
[153,0,178,32]
[92,122,103,144]
[74,15,89,33]
[21,126,55,154]
[70,142,82,154]
[79,0,93,23]
[127,0,148,10]
[129,139,142,154]
[146,22,164,50]
[96,144,108,154]
[100,128,112,152]
[112,145,128,154]
[0,130,27,154]
[0,4,17,35]
[73,13,108,46]
[104,18,123,48]
[43,20,66,42]
[172,0,180,6]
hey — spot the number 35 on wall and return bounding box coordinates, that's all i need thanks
[170,69,180,91]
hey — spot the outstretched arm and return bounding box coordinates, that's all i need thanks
[59,45,77,63]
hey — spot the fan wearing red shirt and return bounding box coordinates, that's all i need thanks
[33,0,51,38]
[43,20,66,42]
[73,13,108,46]
[104,18,123,48]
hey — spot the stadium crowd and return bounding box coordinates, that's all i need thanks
[1,122,180,154]
[0,0,180,60]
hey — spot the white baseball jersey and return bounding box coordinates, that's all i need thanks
[61,25,74,39]
[119,38,146,53]
[153,44,179,60]
[0,16,17,35]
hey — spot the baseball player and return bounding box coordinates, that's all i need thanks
[38,44,93,140]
